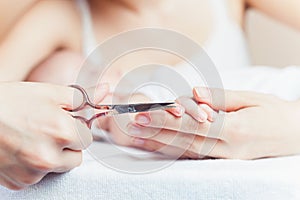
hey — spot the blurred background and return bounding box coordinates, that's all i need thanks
[246,9,300,67]
[1,1,300,68]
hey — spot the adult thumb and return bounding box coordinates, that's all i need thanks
[193,87,260,112]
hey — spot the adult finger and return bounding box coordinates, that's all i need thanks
[199,104,215,122]
[134,111,212,137]
[53,112,92,151]
[128,125,224,158]
[176,96,208,122]
[193,87,263,112]
[48,83,109,109]
[53,150,82,173]
[131,137,196,159]
[165,103,185,117]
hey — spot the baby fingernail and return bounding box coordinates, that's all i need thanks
[128,125,141,135]
[135,115,150,125]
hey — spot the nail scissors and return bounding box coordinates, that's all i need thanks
[66,85,175,128]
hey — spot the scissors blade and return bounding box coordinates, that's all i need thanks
[112,102,175,114]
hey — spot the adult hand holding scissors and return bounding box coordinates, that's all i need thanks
[0,82,108,190]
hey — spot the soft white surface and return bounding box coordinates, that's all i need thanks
[222,66,300,101]
[1,66,300,199]
[1,144,300,200]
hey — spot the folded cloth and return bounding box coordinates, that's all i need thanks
[1,65,300,199]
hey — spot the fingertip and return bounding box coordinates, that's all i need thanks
[199,104,214,122]
[166,104,185,117]
[193,87,211,100]
[196,110,208,123]
[134,113,151,125]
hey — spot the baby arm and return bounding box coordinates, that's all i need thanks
[0,0,80,81]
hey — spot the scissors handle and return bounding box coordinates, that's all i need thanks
[68,85,110,112]
[72,112,112,129]
[67,85,176,129]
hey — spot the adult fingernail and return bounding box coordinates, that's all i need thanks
[194,87,209,100]
[128,125,141,135]
[193,88,201,100]
[197,110,208,122]
[135,114,150,125]
[174,106,184,116]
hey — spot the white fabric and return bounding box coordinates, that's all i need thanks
[1,144,300,200]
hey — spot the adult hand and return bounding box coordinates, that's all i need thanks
[127,87,300,159]
[0,82,108,190]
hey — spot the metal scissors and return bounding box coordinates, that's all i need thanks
[65,85,175,128]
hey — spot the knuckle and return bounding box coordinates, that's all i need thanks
[20,150,58,171]
[53,131,77,147]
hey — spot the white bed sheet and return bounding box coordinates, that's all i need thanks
[1,65,300,199]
